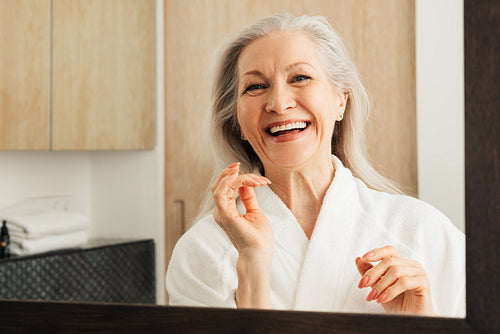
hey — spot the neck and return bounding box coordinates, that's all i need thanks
[263,156,335,238]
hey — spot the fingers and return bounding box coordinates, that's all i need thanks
[359,255,404,288]
[211,164,274,255]
[212,164,269,201]
[211,162,240,192]
[358,245,404,291]
[357,246,429,304]
[212,163,271,223]
[355,257,373,278]
[364,263,423,302]
[362,245,400,262]
[375,275,429,304]
[239,186,260,213]
[215,173,270,204]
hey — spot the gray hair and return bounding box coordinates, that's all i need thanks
[199,13,400,220]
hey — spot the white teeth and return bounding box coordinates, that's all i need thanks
[269,121,307,134]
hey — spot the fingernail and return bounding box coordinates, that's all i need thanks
[366,289,377,301]
[261,176,271,184]
[362,251,375,259]
[377,293,387,303]
[358,275,369,289]
[253,176,265,185]
[228,162,240,169]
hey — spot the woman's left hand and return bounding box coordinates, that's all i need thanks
[355,245,437,316]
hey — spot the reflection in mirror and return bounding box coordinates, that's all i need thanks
[0,0,466,318]
[165,0,465,318]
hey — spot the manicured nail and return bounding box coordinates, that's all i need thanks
[377,293,387,303]
[358,275,369,289]
[362,251,375,259]
[228,162,240,169]
[260,176,271,184]
[253,176,265,185]
[366,289,377,301]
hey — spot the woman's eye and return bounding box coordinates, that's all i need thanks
[243,84,266,94]
[292,75,311,83]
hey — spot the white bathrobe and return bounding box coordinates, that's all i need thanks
[166,157,465,317]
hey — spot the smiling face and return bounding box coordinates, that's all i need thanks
[236,31,347,172]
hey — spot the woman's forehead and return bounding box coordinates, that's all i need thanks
[237,31,320,75]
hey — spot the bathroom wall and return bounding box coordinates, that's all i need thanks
[0,152,91,213]
[416,0,465,232]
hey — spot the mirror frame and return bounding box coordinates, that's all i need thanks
[0,0,498,332]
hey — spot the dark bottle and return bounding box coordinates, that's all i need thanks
[0,220,10,258]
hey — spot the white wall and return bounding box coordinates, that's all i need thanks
[0,152,91,213]
[0,0,166,304]
[416,0,465,232]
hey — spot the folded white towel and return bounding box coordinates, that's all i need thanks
[10,230,89,255]
[0,203,90,239]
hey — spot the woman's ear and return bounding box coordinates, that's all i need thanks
[237,120,247,140]
[336,92,348,121]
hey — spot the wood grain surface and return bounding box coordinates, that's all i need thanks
[52,0,156,150]
[0,0,50,150]
[0,300,476,333]
[464,0,500,332]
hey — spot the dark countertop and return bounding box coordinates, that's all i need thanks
[0,238,153,262]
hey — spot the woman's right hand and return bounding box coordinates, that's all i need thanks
[211,162,274,308]
[212,162,274,259]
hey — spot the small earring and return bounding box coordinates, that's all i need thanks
[337,114,344,121]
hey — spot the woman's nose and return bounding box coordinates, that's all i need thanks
[265,85,296,114]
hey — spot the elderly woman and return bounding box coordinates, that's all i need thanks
[166,14,465,317]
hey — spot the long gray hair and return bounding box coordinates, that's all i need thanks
[198,13,400,220]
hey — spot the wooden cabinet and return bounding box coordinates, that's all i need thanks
[52,0,155,150]
[0,0,155,151]
[0,0,50,150]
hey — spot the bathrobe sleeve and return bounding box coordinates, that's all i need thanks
[365,192,465,317]
[410,200,466,318]
[166,216,238,307]
[352,176,466,317]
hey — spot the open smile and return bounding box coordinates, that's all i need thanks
[265,120,311,137]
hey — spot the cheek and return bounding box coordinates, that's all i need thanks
[302,88,337,124]
[237,103,258,134]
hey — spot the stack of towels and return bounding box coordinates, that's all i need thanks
[0,203,90,256]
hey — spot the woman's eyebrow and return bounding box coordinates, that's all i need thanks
[240,62,315,81]
[240,70,264,79]
[285,61,314,71]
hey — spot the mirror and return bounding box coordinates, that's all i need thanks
[0,0,465,310]
[1,0,499,331]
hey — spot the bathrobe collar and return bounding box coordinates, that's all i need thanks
[241,156,357,311]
